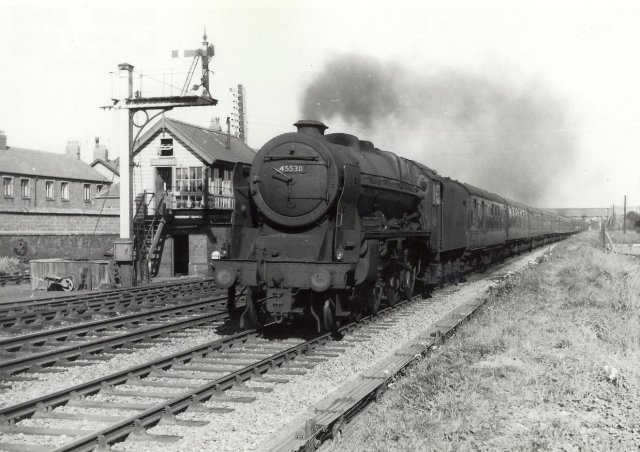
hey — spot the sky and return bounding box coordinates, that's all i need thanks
[1,0,640,209]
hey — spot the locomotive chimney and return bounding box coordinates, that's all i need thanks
[294,120,328,136]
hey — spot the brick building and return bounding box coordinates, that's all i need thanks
[131,117,255,277]
[0,131,117,260]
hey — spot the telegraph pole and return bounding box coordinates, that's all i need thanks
[623,195,627,234]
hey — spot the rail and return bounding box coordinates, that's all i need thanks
[0,294,228,356]
[0,297,409,451]
[0,277,218,329]
[0,271,30,286]
[0,304,231,376]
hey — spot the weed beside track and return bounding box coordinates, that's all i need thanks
[325,232,640,451]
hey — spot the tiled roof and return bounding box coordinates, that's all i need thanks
[134,117,255,165]
[0,147,108,182]
[96,182,119,198]
[90,158,120,176]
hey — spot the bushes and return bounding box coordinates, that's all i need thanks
[0,256,21,275]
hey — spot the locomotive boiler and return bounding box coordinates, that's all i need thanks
[213,120,580,330]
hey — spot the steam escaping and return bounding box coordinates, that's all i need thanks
[300,53,576,206]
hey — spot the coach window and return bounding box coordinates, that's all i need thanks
[61,182,69,201]
[45,180,54,200]
[3,176,13,197]
[473,199,479,227]
[20,178,30,198]
[481,201,486,228]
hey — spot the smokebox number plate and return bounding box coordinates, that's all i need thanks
[278,164,306,173]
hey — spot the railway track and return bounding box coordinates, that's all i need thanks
[269,250,552,451]
[0,246,557,451]
[0,298,418,452]
[0,294,234,376]
[0,278,219,332]
[0,272,30,287]
[274,297,489,451]
[0,298,239,377]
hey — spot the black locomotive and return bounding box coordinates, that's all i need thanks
[213,120,582,330]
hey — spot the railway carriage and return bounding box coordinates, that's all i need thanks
[213,120,583,331]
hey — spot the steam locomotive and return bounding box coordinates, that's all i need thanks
[213,120,582,330]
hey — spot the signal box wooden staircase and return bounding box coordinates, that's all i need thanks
[134,192,168,280]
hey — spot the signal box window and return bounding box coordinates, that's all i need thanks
[175,166,203,207]
[159,138,174,157]
[20,178,30,198]
[61,182,69,201]
[84,184,91,202]
[45,180,54,200]
[3,176,13,197]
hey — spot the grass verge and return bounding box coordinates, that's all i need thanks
[325,232,640,451]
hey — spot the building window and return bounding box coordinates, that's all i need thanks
[20,178,30,198]
[84,183,91,202]
[96,184,103,195]
[45,180,54,200]
[61,181,69,201]
[210,167,233,197]
[159,138,173,157]
[2,176,13,197]
[174,166,203,208]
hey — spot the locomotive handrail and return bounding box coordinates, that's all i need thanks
[263,155,320,162]
[360,179,421,198]
[360,172,421,191]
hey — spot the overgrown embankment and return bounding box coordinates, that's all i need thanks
[327,233,640,450]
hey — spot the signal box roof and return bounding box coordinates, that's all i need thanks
[134,117,255,165]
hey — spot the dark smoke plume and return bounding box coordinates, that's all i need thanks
[300,53,576,206]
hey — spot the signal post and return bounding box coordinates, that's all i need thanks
[104,34,217,286]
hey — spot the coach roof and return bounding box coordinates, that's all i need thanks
[0,147,108,182]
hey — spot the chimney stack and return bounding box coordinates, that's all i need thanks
[0,130,6,150]
[93,137,108,161]
[210,117,222,132]
[65,141,81,160]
